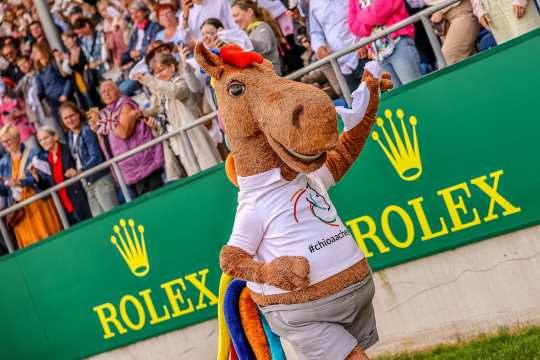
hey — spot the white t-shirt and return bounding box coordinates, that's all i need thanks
[180,0,238,42]
[135,28,145,52]
[228,166,364,295]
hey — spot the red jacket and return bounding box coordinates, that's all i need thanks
[348,0,415,40]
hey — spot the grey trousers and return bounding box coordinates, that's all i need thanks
[260,273,378,360]
[84,174,119,217]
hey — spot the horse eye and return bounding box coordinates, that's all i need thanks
[228,82,245,97]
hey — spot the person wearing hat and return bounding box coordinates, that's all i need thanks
[119,1,162,96]
[127,40,175,81]
[121,1,162,66]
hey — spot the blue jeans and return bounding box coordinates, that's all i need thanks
[381,37,422,88]
[478,29,497,52]
[118,79,141,97]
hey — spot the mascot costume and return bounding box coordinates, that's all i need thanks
[194,43,392,360]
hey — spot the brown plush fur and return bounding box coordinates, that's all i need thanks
[250,258,370,306]
[196,44,391,359]
[345,346,371,360]
[326,72,392,181]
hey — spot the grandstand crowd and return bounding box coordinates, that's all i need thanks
[0,0,538,254]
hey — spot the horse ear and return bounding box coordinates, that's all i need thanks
[194,42,224,80]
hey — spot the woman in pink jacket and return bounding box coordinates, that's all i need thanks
[349,0,422,87]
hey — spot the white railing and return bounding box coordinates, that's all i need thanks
[0,0,461,253]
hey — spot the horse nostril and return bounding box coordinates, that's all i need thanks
[292,105,304,128]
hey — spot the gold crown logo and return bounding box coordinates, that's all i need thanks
[372,109,422,181]
[110,219,149,277]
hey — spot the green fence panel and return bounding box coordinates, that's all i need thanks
[0,259,55,359]
[0,28,539,360]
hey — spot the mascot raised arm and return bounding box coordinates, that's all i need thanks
[195,43,392,360]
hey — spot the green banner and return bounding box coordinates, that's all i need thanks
[1,29,540,360]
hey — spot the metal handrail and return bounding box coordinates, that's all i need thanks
[0,0,461,252]
[172,0,458,133]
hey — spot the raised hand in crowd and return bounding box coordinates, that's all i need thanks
[431,11,444,24]
[316,46,331,60]
[177,43,192,63]
[64,168,78,178]
[131,72,145,82]
[28,164,39,181]
[357,47,368,60]
[52,49,67,64]
[86,108,100,132]
[5,178,19,188]
[208,34,226,49]
[513,5,525,19]
[182,0,194,28]
[479,13,492,30]
[129,50,141,61]
[143,117,159,131]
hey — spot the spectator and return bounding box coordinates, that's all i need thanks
[427,0,481,65]
[0,124,62,249]
[72,17,108,79]
[32,42,74,122]
[258,0,294,37]
[0,8,17,38]
[14,55,65,141]
[135,52,221,178]
[472,0,540,44]
[309,0,368,91]
[66,2,98,25]
[35,125,92,225]
[66,5,85,25]
[200,17,254,51]
[49,3,72,34]
[0,77,37,148]
[404,1,437,74]
[258,0,305,73]
[96,0,128,68]
[121,1,161,66]
[59,101,118,217]
[91,81,164,196]
[60,31,101,109]
[297,34,343,98]
[155,2,184,44]
[13,6,34,40]
[231,0,283,75]
[120,1,161,95]
[286,3,308,47]
[1,40,23,83]
[28,21,47,46]
[348,0,422,87]
[180,0,237,46]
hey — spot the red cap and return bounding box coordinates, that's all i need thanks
[219,44,264,69]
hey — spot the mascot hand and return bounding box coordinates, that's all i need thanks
[337,61,394,131]
[261,256,310,291]
[362,67,393,117]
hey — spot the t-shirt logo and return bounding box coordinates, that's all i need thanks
[291,182,339,227]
